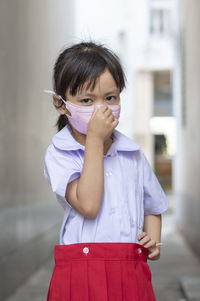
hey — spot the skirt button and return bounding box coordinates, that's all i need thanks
[138,247,142,254]
[83,247,89,254]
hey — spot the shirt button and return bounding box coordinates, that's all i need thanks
[109,172,112,176]
[138,248,142,254]
[83,247,89,254]
[105,172,109,176]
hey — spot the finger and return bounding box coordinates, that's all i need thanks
[104,108,113,117]
[138,232,147,240]
[143,239,156,249]
[90,105,100,119]
[139,236,151,246]
[148,248,160,259]
[99,104,109,113]
[111,118,119,129]
[108,114,115,122]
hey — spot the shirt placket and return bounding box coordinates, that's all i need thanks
[104,157,118,214]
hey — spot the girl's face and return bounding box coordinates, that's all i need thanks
[65,69,120,107]
[53,69,121,138]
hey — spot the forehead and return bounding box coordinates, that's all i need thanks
[67,69,119,96]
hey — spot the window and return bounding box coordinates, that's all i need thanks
[149,0,173,36]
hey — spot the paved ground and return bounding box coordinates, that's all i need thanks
[5,209,200,301]
[150,213,200,301]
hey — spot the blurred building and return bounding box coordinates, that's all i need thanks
[173,0,200,257]
[133,0,175,197]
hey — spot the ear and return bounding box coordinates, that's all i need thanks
[53,94,71,116]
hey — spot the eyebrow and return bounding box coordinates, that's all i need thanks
[78,89,120,97]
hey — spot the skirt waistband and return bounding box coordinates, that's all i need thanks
[54,242,148,264]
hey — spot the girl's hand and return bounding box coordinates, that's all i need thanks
[87,105,119,142]
[137,232,160,260]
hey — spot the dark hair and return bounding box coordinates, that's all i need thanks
[53,41,126,132]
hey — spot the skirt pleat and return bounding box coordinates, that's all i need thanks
[71,260,88,300]
[87,260,108,301]
[105,260,122,301]
[121,260,140,300]
[46,242,156,301]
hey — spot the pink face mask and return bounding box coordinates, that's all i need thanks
[44,90,121,135]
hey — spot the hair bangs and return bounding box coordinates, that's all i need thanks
[67,53,106,96]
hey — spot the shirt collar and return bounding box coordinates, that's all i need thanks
[52,124,140,157]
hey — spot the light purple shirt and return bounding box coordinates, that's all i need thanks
[44,124,169,245]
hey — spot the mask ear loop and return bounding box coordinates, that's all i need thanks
[43,90,74,120]
[43,90,67,105]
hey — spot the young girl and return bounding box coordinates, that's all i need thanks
[44,41,169,301]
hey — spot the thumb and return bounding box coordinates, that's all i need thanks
[89,105,98,122]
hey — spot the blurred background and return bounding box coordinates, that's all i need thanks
[0,0,200,300]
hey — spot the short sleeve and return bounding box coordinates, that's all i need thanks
[141,151,169,215]
[44,145,81,210]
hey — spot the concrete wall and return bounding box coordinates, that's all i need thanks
[174,0,200,257]
[0,1,74,299]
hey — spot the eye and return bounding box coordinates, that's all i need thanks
[106,96,116,101]
[80,98,93,104]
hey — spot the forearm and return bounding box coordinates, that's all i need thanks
[77,134,104,217]
[143,214,162,250]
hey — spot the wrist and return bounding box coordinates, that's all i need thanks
[86,132,104,145]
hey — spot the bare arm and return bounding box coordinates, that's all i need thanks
[66,105,119,218]
[143,214,162,247]
[76,135,104,218]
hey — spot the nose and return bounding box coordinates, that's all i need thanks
[94,99,108,108]
[95,99,105,105]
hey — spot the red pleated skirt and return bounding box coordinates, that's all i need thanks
[46,242,156,301]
